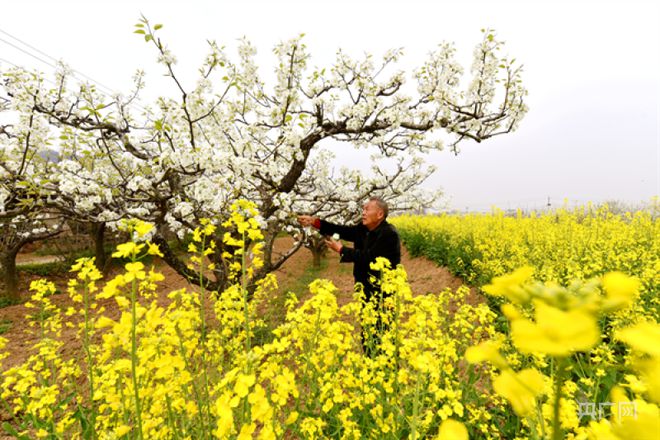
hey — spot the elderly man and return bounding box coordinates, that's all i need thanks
[298,197,401,353]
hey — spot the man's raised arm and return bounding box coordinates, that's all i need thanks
[297,215,359,242]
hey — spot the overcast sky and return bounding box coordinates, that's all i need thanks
[2,0,658,211]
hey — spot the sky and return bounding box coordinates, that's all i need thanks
[1,0,658,211]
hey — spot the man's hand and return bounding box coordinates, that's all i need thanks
[297,215,318,228]
[324,237,343,254]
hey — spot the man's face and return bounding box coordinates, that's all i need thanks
[361,201,384,230]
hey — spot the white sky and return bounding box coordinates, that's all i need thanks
[2,0,658,211]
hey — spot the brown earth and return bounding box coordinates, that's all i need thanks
[1,237,482,372]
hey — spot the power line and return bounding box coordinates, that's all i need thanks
[0,27,120,98]
[0,27,148,113]
[0,35,57,71]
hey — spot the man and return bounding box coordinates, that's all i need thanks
[297,197,401,353]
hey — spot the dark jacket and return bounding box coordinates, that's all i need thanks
[319,219,401,298]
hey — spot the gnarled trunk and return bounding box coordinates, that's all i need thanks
[0,246,21,302]
[92,222,107,271]
[307,234,328,269]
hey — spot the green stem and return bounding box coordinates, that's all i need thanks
[165,394,183,440]
[82,282,97,439]
[130,272,144,440]
[174,325,206,436]
[552,359,566,440]
[410,370,421,440]
[199,236,207,341]
[241,230,251,353]
[197,236,212,437]
[392,283,402,434]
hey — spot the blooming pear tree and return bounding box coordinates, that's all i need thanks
[0,69,64,299]
[2,19,527,292]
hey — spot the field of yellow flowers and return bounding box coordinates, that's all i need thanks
[0,200,658,439]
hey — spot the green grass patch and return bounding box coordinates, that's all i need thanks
[18,247,157,279]
[254,257,329,346]
[0,297,23,309]
[0,319,12,334]
[283,259,330,295]
[18,261,69,277]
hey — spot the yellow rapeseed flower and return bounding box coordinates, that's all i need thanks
[465,341,508,369]
[493,368,546,416]
[214,392,234,438]
[608,387,660,440]
[602,271,640,309]
[285,411,299,425]
[112,242,143,259]
[134,221,154,238]
[482,266,534,304]
[147,242,164,257]
[115,425,131,437]
[500,303,522,320]
[615,322,660,357]
[124,261,146,282]
[234,373,255,398]
[511,300,599,356]
[203,222,216,236]
[634,357,660,404]
[437,419,469,440]
[237,423,255,440]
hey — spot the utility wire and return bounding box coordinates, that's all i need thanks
[0,27,148,113]
[0,28,116,96]
[0,35,57,71]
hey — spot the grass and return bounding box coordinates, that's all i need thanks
[253,257,330,346]
[17,247,158,278]
[0,319,12,335]
[0,297,23,309]
[18,261,69,277]
[282,259,330,297]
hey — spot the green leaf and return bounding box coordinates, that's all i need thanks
[134,29,146,35]
[145,34,153,43]
[2,422,30,440]
[154,24,163,31]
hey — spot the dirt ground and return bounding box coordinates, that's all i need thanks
[1,238,481,372]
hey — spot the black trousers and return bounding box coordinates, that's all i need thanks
[358,284,391,357]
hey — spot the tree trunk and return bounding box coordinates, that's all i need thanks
[309,234,327,269]
[0,247,20,302]
[152,234,223,292]
[312,246,322,268]
[92,222,107,271]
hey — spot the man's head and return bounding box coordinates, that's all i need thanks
[362,197,388,230]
